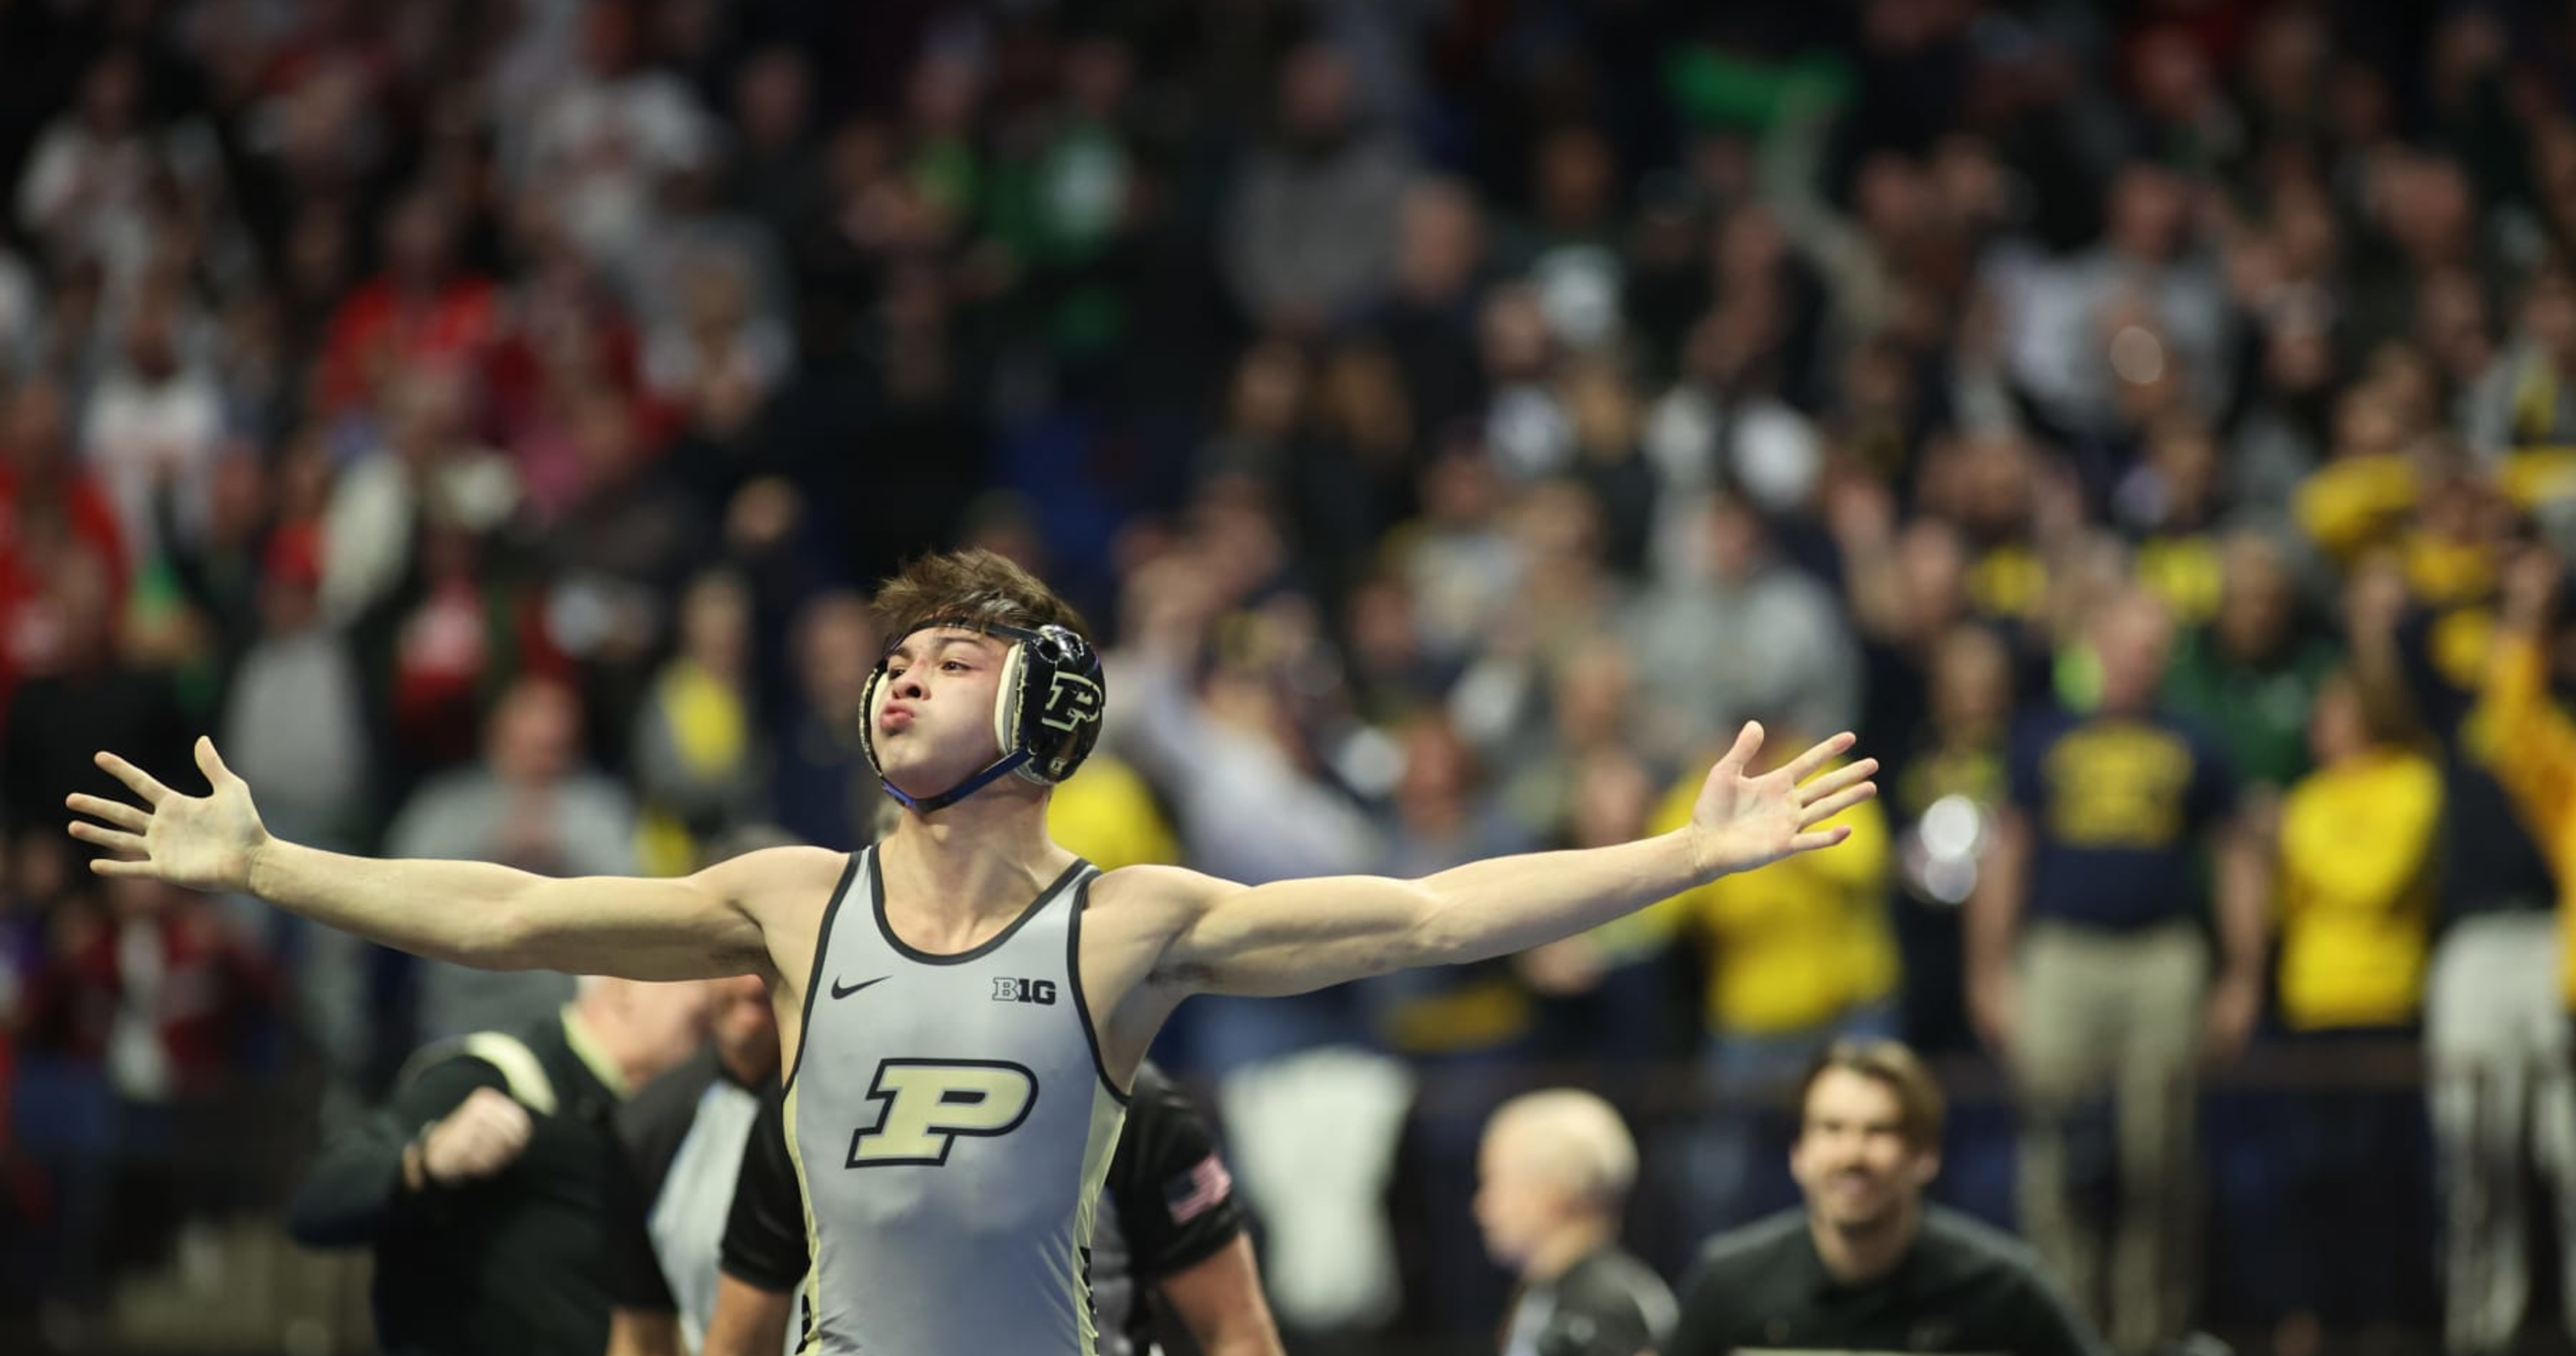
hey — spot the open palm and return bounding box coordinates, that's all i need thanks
[66,737,270,894]
[1690,723,1878,877]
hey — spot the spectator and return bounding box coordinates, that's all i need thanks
[310,189,500,420]
[605,971,779,1356]
[22,875,274,1102]
[1476,1089,1672,1356]
[213,520,373,1079]
[1625,494,1860,753]
[1,548,187,847]
[1665,1039,2105,1356]
[2253,670,2440,1355]
[285,976,715,1356]
[718,47,820,250]
[2465,544,2576,1354]
[1884,622,2017,1054]
[769,591,877,852]
[0,376,129,721]
[15,52,160,292]
[631,569,765,874]
[1221,42,1416,336]
[1967,589,2268,1353]
[384,676,639,1044]
[1640,719,1895,1238]
[1373,178,1490,439]
[2346,503,2560,1356]
[510,0,715,276]
[80,283,224,565]
[2160,531,2339,793]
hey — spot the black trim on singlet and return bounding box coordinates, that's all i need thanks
[782,851,865,1095]
[1064,871,1132,1106]
[869,850,1090,965]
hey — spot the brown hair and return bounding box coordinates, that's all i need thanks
[1798,1038,1946,1152]
[871,549,1092,651]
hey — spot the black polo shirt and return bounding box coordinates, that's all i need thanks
[285,1009,639,1356]
[1500,1243,1674,1356]
[1665,1206,2105,1356]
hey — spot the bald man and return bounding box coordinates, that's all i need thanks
[1476,1090,1674,1356]
[287,976,717,1356]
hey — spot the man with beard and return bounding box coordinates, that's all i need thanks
[1664,1040,2104,1356]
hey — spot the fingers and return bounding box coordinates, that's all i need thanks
[1790,824,1853,853]
[195,735,235,787]
[90,856,159,878]
[94,751,171,807]
[65,793,149,831]
[1781,731,1858,784]
[457,1088,534,1142]
[1714,721,1766,778]
[1797,758,1878,806]
[430,1090,536,1180]
[1798,781,1878,828]
[67,821,145,855]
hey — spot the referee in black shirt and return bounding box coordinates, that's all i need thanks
[1666,1039,2106,1356]
[284,978,715,1356]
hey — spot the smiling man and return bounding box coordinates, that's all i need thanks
[68,548,1876,1356]
[1664,1039,2104,1356]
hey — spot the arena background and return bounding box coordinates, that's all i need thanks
[0,0,2571,1353]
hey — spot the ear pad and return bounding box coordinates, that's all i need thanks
[994,639,1030,770]
[858,662,894,780]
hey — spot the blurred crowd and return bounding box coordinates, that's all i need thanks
[4,0,2576,1352]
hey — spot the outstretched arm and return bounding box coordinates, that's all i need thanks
[68,737,779,981]
[1144,723,1875,997]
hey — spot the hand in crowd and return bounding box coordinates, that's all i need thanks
[1969,970,2017,1060]
[2499,543,2562,632]
[416,1086,535,1186]
[2344,555,2411,639]
[2200,970,2263,1069]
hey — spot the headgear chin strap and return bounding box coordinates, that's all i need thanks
[860,617,1106,814]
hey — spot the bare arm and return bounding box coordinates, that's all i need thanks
[1145,724,1875,997]
[1157,1236,1285,1356]
[2344,558,2419,736]
[702,1273,794,1356]
[2198,811,2274,1064]
[1964,806,2032,1054]
[2482,547,2576,818]
[2211,817,2272,982]
[68,737,780,981]
[606,1309,682,1356]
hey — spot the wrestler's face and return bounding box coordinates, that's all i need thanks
[872,628,1009,795]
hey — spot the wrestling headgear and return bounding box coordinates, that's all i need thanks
[860,617,1106,812]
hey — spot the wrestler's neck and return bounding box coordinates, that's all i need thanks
[880,787,1076,923]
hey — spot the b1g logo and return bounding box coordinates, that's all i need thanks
[992,976,1058,1005]
[1039,671,1103,734]
[846,1059,1037,1167]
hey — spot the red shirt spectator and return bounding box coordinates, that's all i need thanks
[24,885,277,1100]
[312,191,502,418]
[0,380,129,738]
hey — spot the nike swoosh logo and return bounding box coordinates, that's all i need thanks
[830,975,889,1000]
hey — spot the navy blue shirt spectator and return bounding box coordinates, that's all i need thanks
[2007,704,2239,932]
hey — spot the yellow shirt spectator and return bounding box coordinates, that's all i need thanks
[2477,626,2576,1009]
[2274,749,2440,1031]
[1045,751,1180,871]
[1638,751,1897,1035]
